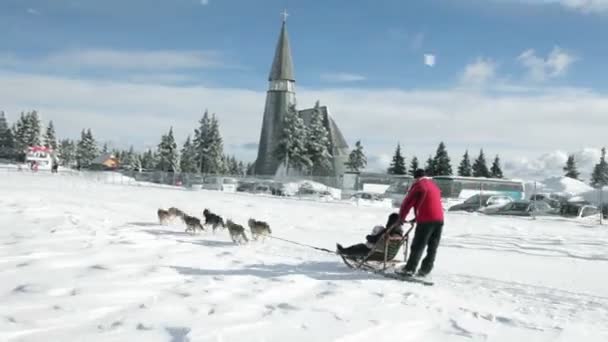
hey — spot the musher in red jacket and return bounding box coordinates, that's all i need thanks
[397,169,444,277]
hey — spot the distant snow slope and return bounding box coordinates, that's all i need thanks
[1,173,608,341]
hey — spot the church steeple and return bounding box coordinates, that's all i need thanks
[268,12,295,82]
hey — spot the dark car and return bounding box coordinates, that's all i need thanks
[529,194,563,209]
[448,194,513,212]
[485,200,555,216]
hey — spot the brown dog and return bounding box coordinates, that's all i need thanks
[248,218,272,241]
[182,214,204,234]
[157,209,170,225]
[168,207,185,220]
[225,220,249,244]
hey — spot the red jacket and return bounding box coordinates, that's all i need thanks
[399,177,444,223]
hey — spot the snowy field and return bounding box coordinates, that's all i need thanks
[1,173,608,342]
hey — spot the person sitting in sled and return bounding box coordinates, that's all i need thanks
[336,213,403,258]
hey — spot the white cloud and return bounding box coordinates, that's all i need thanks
[1,71,608,177]
[0,49,226,71]
[523,0,608,13]
[424,54,436,67]
[320,73,367,82]
[503,148,602,181]
[460,58,496,85]
[200,0,210,5]
[518,47,577,81]
[26,8,40,15]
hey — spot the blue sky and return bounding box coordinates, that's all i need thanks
[1,0,607,178]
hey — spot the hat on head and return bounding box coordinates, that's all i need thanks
[414,169,425,178]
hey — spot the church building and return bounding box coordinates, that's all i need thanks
[254,15,350,178]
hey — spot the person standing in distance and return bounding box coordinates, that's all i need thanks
[397,169,444,277]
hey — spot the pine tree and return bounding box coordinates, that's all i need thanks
[237,161,246,176]
[58,139,76,167]
[141,149,158,170]
[179,135,198,173]
[563,154,580,180]
[457,150,473,177]
[12,112,28,154]
[424,156,435,176]
[25,111,41,146]
[76,129,98,168]
[194,110,211,173]
[157,127,179,172]
[43,120,58,150]
[490,155,504,178]
[345,140,366,172]
[408,156,419,176]
[591,147,608,188]
[472,149,490,178]
[306,103,333,175]
[432,142,452,176]
[274,105,311,174]
[387,144,406,175]
[0,111,16,159]
[102,143,109,154]
[206,114,225,174]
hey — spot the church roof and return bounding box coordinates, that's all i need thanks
[268,20,295,82]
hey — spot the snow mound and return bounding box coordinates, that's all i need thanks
[530,176,593,197]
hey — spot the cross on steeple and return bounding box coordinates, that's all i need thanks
[281,9,289,22]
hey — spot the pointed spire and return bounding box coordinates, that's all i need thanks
[269,14,295,82]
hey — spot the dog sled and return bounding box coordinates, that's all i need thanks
[339,222,434,286]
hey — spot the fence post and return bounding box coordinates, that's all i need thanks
[600,187,603,225]
[532,181,537,220]
[479,182,483,208]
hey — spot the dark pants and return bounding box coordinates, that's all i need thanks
[403,222,443,275]
[340,243,371,257]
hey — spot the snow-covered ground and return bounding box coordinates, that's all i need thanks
[2,173,608,342]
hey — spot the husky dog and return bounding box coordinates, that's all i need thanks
[247,218,272,241]
[157,209,171,225]
[182,214,205,234]
[168,207,185,220]
[225,220,249,244]
[203,209,225,233]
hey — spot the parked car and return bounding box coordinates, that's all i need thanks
[202,176,238,192]
[297,186,333,200]
[529,194,563,209]
[448,194,513,212]
[484,200,556,216]
[560,201,600,218]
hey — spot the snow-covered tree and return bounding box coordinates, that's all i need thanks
[432,141,452,176]
[408,156,419,176]
[58,139,76,167]
[274,105,311,174]
[458,150,472,177]
[424,156,435,176]
[25,111,41,147]
[43,120,58,150]
[193,110,212,173]
[206,114,225,174]
[101,143,109,154]
[345,140,366,172]
[472,149,490,178]
[237,161,246,176]
[180,135,198,173]
[0,111,16,159]
[490,155,504,179]
[591,147,608,188]
[157,127,179,172]
[76,129,98,168]
[306,104,332,175]
[388,143,406,175]
[141,149,158,170]
[563,154,580,180]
